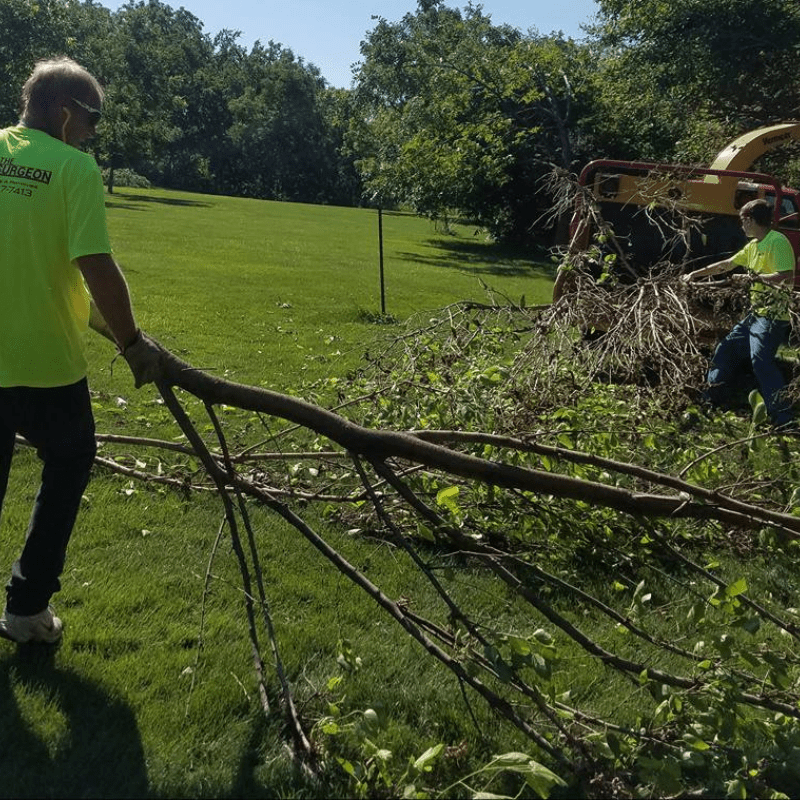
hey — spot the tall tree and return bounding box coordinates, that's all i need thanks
[85,0,213,192]
[350,1,592,241]
[586,0,800,163]
[219,41,344,203]
[0,0,70,125]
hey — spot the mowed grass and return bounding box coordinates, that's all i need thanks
[0,189,554,798]
[103,188,553,392]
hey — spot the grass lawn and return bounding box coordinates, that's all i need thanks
[0,188,555,798]
[103,188,553,392]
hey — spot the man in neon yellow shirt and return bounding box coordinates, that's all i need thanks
[0,58,163,644]
[683,198,795,427]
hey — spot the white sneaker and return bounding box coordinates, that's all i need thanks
[0,606,63,644]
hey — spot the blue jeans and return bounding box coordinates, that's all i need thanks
[0,379,96,615]
[706,314,792,426]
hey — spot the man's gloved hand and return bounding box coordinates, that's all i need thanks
[730,272,754,286]
[121,330,166,388]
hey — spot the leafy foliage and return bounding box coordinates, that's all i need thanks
[350,1,593,240]
[275,294,800,797]
[5,0,800,237]
[0,0,357,203]
[0,0,71,123]
[586,0,800,162]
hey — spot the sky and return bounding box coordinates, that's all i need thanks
[98,0,600,89]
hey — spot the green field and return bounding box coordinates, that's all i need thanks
[0,189,554,798]
[102,189,552,392]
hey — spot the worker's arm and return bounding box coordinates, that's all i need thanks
[77,253,139,350]
[758,269,795,286]
[77,253,165,388]
[682,258,736,282]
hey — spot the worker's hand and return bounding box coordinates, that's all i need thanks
[121,330,167,389]
[730,272,753,287]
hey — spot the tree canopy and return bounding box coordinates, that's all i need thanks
[587,0,800,163]
[0,0,358,203]
[349,2,594,239]
[2,0,800,239]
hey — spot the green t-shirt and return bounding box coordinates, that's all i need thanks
[730,228,795,320]
[0,126,111,387]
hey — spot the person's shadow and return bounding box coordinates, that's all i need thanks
[0,645,150,799]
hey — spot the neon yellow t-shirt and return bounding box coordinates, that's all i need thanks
[0,126,111,387]
[730,229,795,320]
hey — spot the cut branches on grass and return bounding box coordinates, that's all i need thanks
[74,295,800,796]
[6,187,800,798]
[0,190,557,800]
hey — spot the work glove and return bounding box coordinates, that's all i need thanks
[730,272,754,287]
[121,330,167,389]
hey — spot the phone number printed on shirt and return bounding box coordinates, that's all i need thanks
[0,182,33,198]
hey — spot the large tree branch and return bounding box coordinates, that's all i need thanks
[152,347,800,537]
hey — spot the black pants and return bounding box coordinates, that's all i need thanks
[0,379,96,615]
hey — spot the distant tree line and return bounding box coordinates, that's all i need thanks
[0,0,359,205]
[2,0,799,242]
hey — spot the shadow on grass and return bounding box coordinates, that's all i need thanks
[0,645,150,798]
[227,712,341,800]
[104,200,145,211]
[106,191,213,210]
[399,237,556,279]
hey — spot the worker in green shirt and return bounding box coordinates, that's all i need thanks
[0,57,163,644]
[683,198,795,428]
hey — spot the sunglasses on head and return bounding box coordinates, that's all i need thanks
[71,96,102,125]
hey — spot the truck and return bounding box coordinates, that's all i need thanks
[554,123,800,312]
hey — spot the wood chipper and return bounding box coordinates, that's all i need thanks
[553,123,800,340]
